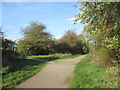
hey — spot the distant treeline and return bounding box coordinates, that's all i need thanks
[1,21,89,66]
[17,21,89,56]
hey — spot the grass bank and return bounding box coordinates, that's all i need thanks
[2,60,45,89]
[69,55,118,88]
[27,54,81,61]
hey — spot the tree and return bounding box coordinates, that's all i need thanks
[59,30,78,48]
[17,21,55,55]
[77,34,89,53]
[55,30,88,54]
[74,2,120,60]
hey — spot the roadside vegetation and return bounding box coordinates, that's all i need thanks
[69,55,118,88]
[74,2,119,65]
[1,1,119,89]
[69,2,119,88]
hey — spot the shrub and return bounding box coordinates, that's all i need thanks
[2,39,21,67]
[91,48,115,68]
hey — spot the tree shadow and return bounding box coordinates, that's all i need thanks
[2,55,62,75]
[2,59,43,75]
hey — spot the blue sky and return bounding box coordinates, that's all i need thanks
[2,2,84,41]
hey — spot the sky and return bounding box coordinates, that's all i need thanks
[2,2,84,41]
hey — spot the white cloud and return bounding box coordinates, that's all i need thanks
[66,17,76,24]
[67,17,76,21]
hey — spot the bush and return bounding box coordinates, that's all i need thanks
[2,39,22,67]
[91,48,116,68]
[2,49,21,66]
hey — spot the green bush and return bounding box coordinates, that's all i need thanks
[91,48,116,68]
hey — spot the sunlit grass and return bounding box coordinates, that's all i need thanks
[69,55,118,88]
[27,54,81,61]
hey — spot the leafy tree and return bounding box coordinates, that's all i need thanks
[77,34,89,53]
[59,30,78,48]
[74,2,120,60]
[55,30,88,54]
[17,21,55,55]
[77,34,86,42]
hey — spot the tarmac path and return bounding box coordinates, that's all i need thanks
[16,55,86,88]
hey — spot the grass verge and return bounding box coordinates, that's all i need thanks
[2,60,45,89]
[27,54,81,61]
[69,55,118,88]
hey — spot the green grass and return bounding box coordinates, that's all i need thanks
[2,60,45,89]
[27,54,81,61]
[60,54,81,59]
[69,55,118,88]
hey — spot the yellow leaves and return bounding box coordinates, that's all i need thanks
[102,35,119,50]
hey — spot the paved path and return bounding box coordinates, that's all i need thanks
[16,55,86,88]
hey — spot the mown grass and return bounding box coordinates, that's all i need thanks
[2,60,45,89]
[27,54,81,61]
[69,55,118,88]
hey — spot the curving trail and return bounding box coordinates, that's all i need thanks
[16,55,86,88]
